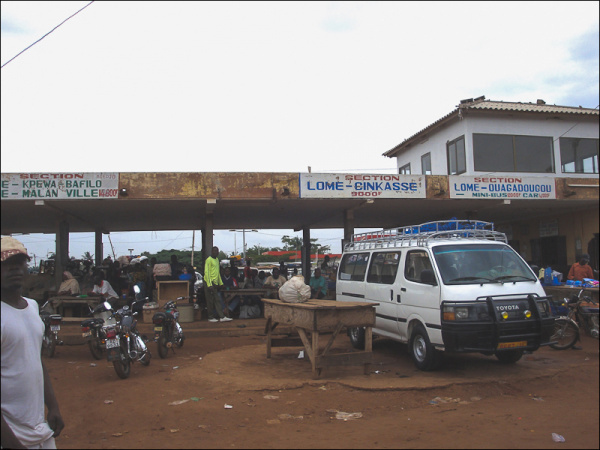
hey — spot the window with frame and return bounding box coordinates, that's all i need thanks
[447,136,466,175]
[366,252,401,284]
[399,163,411,175]
[404,250,434,284]
[473,133,555,173]
[421,153,432,175]
[338,253,370,282]
[560,138,599,174]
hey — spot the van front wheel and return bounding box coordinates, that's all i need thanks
[348,327,365,350]
[410,324,442,371]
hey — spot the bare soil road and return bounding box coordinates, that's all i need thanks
[44,328,598,449]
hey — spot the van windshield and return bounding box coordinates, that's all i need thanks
[432,244,537,285]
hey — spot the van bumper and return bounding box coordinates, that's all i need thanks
[441,317,555,353]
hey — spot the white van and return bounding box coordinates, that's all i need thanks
[336,220,555,370]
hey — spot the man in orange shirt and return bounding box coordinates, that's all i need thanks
[567,254,594,282]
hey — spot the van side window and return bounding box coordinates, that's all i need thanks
[338,253,370,281]
[405,250,433,283]
[367,252,401,284]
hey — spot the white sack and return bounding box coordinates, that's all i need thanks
[279,275,311,303]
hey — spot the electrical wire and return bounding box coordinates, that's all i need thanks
[1,1,94,69]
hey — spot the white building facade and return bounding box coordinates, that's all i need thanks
[384,97,599,277]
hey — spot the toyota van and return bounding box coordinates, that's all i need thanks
[336,220,555,370]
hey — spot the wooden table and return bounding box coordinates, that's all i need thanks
[543,285,599,303]
[261,298,378,379]
[48,296,101,320]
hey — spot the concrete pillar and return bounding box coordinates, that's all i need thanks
[202,213,214,270]
[302,227,311,284]
[94,229,103,266]
[54,220,69,288]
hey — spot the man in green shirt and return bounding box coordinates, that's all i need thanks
[204,246,232,323]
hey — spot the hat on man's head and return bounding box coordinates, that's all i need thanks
[1,236,30,262]
[581,254,590,261]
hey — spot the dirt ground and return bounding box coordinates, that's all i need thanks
[43,330,599,449]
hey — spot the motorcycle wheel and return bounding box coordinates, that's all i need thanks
[88,337,104,360]
[550,318,579,350]
[157,334,169,359]
[113,354,131,379]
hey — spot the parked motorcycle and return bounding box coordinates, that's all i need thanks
[40,301,63,358]
[152,297,186,358]
[81,301,117,360]
[104,302,152,379]
[550,289,599,350]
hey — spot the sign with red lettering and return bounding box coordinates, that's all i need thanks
[449,176,556,199]
[1,173,119,200]
[300,173,425,198]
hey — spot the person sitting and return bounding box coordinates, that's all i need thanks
[309,268,327,299]
[220,266,241,317]
[567,254,594,282]
[87,273,119,305]
[57,271,81,296]
[264,267,287,298]
[279,261,289,280]
[255,270,266,288]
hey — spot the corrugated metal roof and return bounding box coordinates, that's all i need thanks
[464,100,599,115]
[384,98,599,157]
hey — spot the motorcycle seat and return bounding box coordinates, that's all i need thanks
[81,318,104,327]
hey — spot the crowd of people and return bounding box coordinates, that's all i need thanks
[32,246,339,322]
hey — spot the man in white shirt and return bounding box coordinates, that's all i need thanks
[88,273,119,305]
[264,268,288,299]
[1,236,64,449]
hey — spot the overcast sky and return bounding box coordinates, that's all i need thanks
[1,1,598,262]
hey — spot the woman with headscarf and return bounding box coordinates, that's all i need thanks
[57,271,81,295]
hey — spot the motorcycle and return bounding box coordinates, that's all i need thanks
[550,289,599,350]
[40,301,63,358]
[103,302,152,379]
[152,297,186,358]
[81,301,117,360]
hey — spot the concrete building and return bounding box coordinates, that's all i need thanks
[383,96,599,276]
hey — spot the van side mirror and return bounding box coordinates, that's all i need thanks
[420,269,437,286]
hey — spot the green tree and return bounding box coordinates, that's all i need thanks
[280,236,330,255]
[82,251,93,260]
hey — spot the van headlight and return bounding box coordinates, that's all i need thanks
[443,303,490,321]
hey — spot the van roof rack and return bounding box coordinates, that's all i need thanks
[346,220,507,250]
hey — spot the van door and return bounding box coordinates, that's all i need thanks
[364,251,402,336]
[336,252,371,302]
[396,250,442,344]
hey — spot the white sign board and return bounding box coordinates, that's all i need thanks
[449,176,555,199]
[1,173,120,200]
[300,173,425,199]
